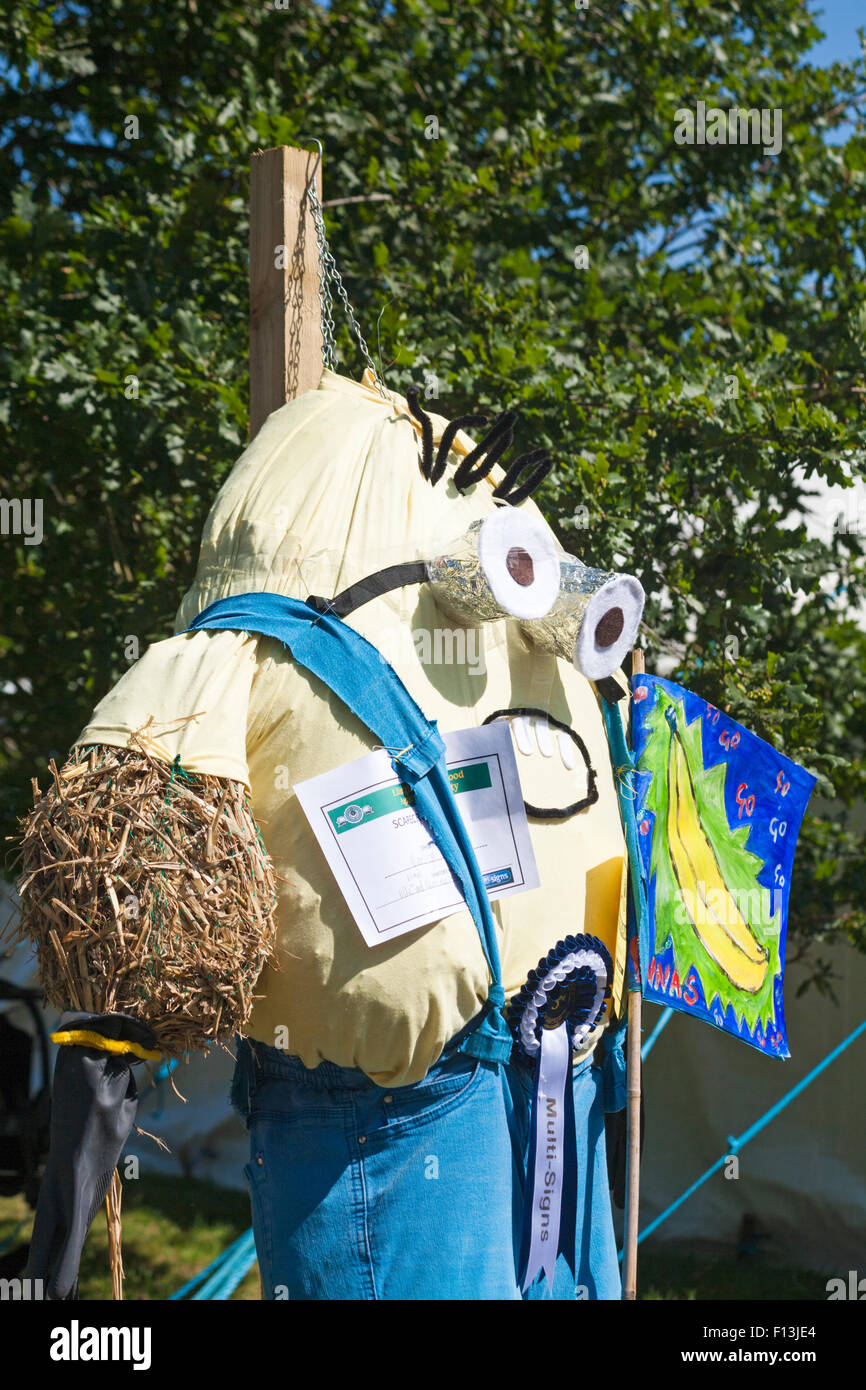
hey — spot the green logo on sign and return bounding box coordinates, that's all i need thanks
[327,760,492,834]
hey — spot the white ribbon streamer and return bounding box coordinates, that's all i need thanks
[522,1021,571,1294]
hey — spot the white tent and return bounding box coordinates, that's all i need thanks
[630,940,866,1275]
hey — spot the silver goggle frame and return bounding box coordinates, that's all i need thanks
[426,512,645,681]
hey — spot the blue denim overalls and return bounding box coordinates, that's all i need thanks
[189,592,629,1300]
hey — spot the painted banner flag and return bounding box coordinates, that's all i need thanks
[630,674,817,1058]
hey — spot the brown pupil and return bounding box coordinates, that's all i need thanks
[595,607,624,648]
[506,546,535,587]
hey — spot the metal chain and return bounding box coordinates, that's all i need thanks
[306,177,390,402]
[308,177,337,371]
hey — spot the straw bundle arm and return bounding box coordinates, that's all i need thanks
[13,736,279,1056]
[9,735,279,1300]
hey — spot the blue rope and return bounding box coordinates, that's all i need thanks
[197,1254,257,1301]
[191,1229,257,1301]
[169,1227,254,1301]
[133,1056,181,1123]
[149,1058,180,1088]
[641,1006,674,1061]
[620,1017,866,1259]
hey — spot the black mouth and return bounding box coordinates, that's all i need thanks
[481,706,599,820]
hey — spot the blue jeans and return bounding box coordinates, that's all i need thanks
[231,1025,621,1301]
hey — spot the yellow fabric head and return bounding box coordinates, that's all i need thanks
[78,370,631,1084]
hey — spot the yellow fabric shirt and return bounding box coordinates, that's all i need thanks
[75,370,630,1086]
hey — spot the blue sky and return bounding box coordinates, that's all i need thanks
[808,0,864,147]
[807,0,865,67]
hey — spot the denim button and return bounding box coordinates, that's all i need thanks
[358,1135,367,1144]
[383,1095,393,1104]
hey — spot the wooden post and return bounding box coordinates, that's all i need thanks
[249,145,324,439]
[622,647,644,1301]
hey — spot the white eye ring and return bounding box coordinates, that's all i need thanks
[572,572,645,680]
[476,510,560,620]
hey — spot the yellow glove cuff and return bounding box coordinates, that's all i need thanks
[50,1028,162,1063]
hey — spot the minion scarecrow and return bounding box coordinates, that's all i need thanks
[18,366,648,1301]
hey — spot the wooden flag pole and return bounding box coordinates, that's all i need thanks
[622,647,644,1300]
[249,144,324,436]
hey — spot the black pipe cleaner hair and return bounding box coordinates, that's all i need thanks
[405,385,554,505]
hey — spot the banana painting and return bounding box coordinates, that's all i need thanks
[665,707,769,994]
[630,674,816,1058]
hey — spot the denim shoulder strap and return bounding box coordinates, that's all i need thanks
[187,591,512,1064]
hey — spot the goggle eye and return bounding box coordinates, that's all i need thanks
[426,518,644,679]
[427,511,560,623]
[594,606,624,649]
[519,562,645,680]
[506,547,535,587]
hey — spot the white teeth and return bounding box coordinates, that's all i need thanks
[558,731,577,770]
[512,715,534,756]
[534,718,554,757]
[506,714,577,769]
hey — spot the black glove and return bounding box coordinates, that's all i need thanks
[24,1010,157,1300]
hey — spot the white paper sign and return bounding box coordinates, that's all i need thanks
[293,723,539,947]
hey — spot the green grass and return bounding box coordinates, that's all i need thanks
[0,1180,830,1300]
[0,1175,260,1301]
[638,1248,830,1300]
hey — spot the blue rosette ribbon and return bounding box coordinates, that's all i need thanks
[507,934,613,1295]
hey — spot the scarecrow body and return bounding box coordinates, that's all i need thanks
[26,370,638,1299]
